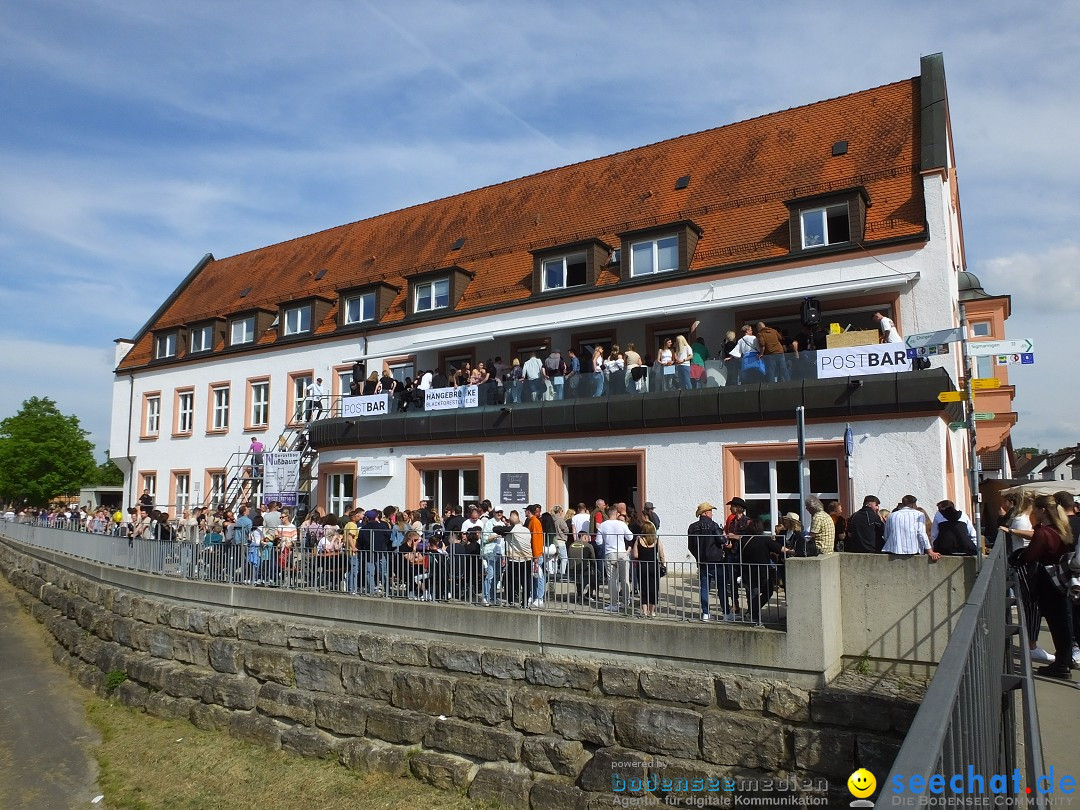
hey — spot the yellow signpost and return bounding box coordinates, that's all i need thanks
[937,391,963,403]
[971,378,1002,390]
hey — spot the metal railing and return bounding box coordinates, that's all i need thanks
[0,519,788,626]
[879,541,1044,806]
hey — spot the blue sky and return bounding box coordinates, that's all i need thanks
[1,1,1077,456]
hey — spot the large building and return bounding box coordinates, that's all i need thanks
[109,54,1014,554]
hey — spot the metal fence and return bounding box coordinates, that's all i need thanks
[878,540,1045,806]
[0,519,788,627]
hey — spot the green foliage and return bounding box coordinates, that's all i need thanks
[95,452,126,487]
[1015,446,1044,456]
[0,397,97,506]
[105,669,129,694]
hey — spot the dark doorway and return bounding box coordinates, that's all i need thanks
[565,464,638,511]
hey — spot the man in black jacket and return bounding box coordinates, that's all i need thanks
[846,496,885,553]
[687,502,733,622]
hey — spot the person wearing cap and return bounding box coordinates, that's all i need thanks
[778,512,811,558]
[304,376,326,422]
[689,502,734,622]
[641,501,661,531]
[846,496,885,554]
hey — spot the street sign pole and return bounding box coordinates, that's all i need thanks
[959,304,982,570]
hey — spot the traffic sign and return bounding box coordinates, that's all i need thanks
[937,391,963,402]
[971,378,1002,390]
[906,344,951,359]
[973,412,995,421]
[995,353,1035,366]
[948,422,966,431]
[967,339,1034,356]
[906,327,964,349]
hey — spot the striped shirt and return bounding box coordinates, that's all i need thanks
[883,507,931,554]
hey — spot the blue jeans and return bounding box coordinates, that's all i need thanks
[552,379,564,400]
[699,563,731,616]
[532,561,546,602]
[346,553,359,594]
[592,372,605,397]
[676,364,691,390]
[483,553,501,602]
[764,353,791,383]
[365,553,388,594]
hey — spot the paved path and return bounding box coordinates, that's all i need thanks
[0,577,101,810]
[1034,669,1080,778]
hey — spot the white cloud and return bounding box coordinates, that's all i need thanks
[977,243,1080,314]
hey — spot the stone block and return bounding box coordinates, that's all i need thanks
[204,673,258,710]
[512,689,552,734]
[94,642,127,676]
[207,612,239,637]
[130,658,172,691]
[856,733,903,776]
[229,712,282,750]
[110,617,135,648]
[551,697,615,746]
[339,739,411,777]
[286,624,325,651]
[530,779,591,810]
[208,638,243,674]
[237,618,287,646]
[313,693,370,737]
[167,606,194,631]
[356,632,394,663]
[469,763,533,807]
[577,747,650,793]
[172,634,210,667]
[647,758,745,803]
[429,643,483,674]
[366,706,432,745]
[145,628,176,660]
[391,671,454,715]
[483,649,527,680]
[640,669,713,706]
[341,661,394,701]
[522,737,590,777]
[409,751,478,791]
[77,635,105,666]
[113,591,135,617]
[599,665,640,697]
[391,638,429,666]
[244,647,294,686]
[425,717,524,762]
[766,683,811,722]
[114,680,148,709]
[454,680,513,726]
[701,712,786,770]
[324,629,359,656]
[257,681,316,724]
[716,676,766,711]
[145,693,197,720]
[292,653,344,694]
[162,664,208,700]
[810,690,917,733]
[189,702,232,731]
[281,725,336,759]
[613,701,702,759]
[793,727,857,780]
[132,597,162,625]
[526,657,599,691]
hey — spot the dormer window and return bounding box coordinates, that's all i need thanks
[230,316,255,346]
[155,332,177,359]
[189,324,214,354]
[630,235,679,277]
[343,292,376,325]
[542,252,587,291]
[283,304,312,336]
[415,278,450,313]
[800,203,850,249]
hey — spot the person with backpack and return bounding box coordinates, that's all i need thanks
[688,502,734,622]
[930,500,978,556]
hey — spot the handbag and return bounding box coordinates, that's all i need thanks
[689,364,705,380]
[741,351,766,376]
[659,563,668,577]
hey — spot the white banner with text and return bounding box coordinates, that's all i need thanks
[815,344,912,379]
[424,385,479,411]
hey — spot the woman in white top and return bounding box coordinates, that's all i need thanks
[658,337,676,390]
[1001,491,1035,549]
[1001,491,1051,663]
[674,335,693,390]
[604,344,626,395]
[591,345,606,397]
[730,325,761,385]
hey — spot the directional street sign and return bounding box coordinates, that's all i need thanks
[937,391,963,402]
[973,412,995,421]
[967,339,1034,356]
[906,328,964,349]
[948,421,966,431]
[906,344,952,359]
[995,353,1035,366]
[971,378,1002,390]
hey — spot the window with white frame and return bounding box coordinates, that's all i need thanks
[250,381,270,427]
[972,321,992,338]
[388,361,415,384]
[336,369,353,414]
[144,395,161,435]
[230,316,255,346]
[283,305,312,336]
[343,292,376,325]
[414,278,450,313]
[142,473,157,503]
[209,473,226,508]
[741,459,840,526]
[976,355,993,379]
[325,473,355,516]
[542,252,587,291]
[291,373,312,423]
[800,203,850,249]
[155,333,177,359]
[422,467,480,510]
[189,324,214,353]
[174,473,191,514]
[211,385,230,431]
[629,235,678,277]
[177,391,194,434]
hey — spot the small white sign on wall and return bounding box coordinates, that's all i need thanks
[358,459,394,477]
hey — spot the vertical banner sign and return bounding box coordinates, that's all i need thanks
[263,451,301,507]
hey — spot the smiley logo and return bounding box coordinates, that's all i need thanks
[847,768,876,799]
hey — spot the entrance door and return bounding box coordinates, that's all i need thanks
[566,464,638,510]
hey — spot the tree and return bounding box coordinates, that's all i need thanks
[1015,446,1044,456]
[0,397,97,507]
[94,451,125,487]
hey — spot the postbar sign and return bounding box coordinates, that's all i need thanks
[341,394,390,418]
[816,344,912,379]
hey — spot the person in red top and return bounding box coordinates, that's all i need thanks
[526,504,546,608]
[1020,494,1076,679]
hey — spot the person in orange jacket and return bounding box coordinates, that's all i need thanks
[525,504,546,608]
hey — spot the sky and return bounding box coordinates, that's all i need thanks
[1,1,1077,458]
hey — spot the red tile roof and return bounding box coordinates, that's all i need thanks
[119,76,925,371]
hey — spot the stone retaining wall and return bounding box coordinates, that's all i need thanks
[0,542,918,808]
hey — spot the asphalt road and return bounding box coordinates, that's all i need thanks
[0,577,102,809]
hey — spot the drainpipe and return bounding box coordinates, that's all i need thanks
[125,374,135,509]
[959,303,982,571]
